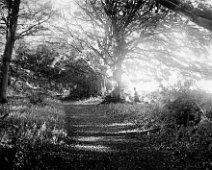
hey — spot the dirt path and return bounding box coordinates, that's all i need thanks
[62,101,172,170]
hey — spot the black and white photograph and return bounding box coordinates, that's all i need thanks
[1,0,212,169]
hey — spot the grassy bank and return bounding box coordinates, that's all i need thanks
[0,98,67,170]
[1,88,212,169]
[96,89,212,169]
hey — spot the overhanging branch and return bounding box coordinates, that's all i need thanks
[16,10,53,39]
[157,0,212,31]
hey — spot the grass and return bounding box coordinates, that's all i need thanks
[1,88,212,169]
[96,90,212,169]
[0,97,67,170]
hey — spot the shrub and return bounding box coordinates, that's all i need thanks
[163,96,202,127]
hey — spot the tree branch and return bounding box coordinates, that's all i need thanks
[158,0,212,31]
[16,10,53,39]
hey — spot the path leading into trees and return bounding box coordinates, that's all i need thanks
[62,100,173,170]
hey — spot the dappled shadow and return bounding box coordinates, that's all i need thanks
[62,101,173,170]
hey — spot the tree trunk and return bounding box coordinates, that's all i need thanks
[110,43,126,98]
[111,61,123,98]
[101,76,106,96]
[1,41,15,102]
[110,25,127,98]
[0,0,21,103]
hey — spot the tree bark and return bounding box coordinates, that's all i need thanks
[0,0,21,103]
[111,60,124,98]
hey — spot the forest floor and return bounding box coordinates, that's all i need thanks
[61,99,177,170]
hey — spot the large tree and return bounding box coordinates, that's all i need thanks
[0,0,21,104]
[0,0,52,104]
[74,0,167,98]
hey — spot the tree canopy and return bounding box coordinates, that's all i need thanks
[0,0,212,101]
[158,0,212,31]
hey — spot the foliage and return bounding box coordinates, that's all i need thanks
[100,95,126,104]
[0,98,67,169]
[15,42,59,80]
[0,0,53,103]
[0,0,52,39]
[28,91,46,105]
[162,95,202,126]
[1,0,212,169]
[14,42,105,98]
[97,86,212,169]
[73,0,169,96]
[1,88,212,169]
[158,0,212,32]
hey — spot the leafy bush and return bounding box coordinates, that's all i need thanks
[162,96,202,126]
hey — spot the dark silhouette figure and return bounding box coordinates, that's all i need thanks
[134,87,140,103]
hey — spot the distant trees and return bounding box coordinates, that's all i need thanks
[14,42,59,91]
[13,41,104,99]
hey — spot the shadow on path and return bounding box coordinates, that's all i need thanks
[62,102,172,170]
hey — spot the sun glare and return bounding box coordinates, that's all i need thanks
[122,66,212,94]
[135,81,159,92]
[121,72,159,93]
[196,80,212,93]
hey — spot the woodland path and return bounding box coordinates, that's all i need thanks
[62,100,172,170]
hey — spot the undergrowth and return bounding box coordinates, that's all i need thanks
[0,97,67,170]
[2,83,212,169]
[97,85,212,169]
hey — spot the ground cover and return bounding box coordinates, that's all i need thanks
[1,89,212,169]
